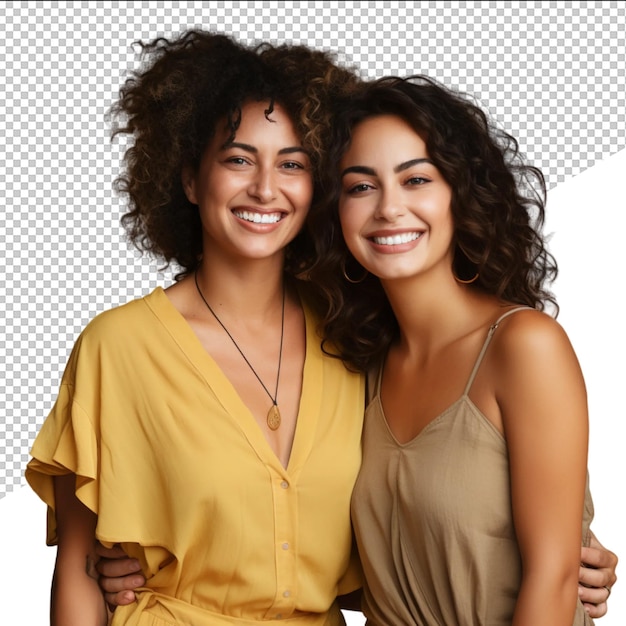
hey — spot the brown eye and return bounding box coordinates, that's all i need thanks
[406,176,429,186]
[281,161,304,170]
[225,156,249,166]
[347,183,374,194]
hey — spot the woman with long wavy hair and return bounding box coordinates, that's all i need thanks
[310,75,608,625]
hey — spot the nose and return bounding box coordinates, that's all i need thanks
[374,186,405,221]
[248,167,277,203]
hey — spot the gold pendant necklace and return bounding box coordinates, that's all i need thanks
[194,269,285,431]
[267,405,281,431]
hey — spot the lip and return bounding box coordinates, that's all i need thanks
[366,229,424,252]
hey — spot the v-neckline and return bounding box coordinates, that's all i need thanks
[144,287,321,475]
[375,392,470,447]
[372,305,532,447]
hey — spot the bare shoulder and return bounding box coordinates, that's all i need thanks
[493,308,573,359]
[489,308,583,385]
[489,308,587,437]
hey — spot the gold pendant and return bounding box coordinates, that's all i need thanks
[267,404,281,430]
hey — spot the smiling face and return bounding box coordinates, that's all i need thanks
[183,100,313,266]
[338,114,455,283]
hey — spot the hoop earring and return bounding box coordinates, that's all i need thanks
[453,244,479,284]
[341,257,369,284]
[453,270,479,284]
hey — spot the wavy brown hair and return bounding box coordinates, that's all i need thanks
[109,29,359,278]
[307,75,559,372]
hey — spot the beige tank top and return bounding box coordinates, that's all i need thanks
[351,307,594,625]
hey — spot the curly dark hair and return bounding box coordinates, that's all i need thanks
[307,75,559,372]
[109,29,359,278]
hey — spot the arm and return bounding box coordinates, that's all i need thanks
[95,543,145,607]
[95,550,365,613]
[52,473,107,626]
[497,313,589,626]
[579,531,618,617]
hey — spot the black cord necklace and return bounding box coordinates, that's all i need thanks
[194,268,285,430]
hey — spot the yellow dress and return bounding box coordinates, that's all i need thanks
[26,288,365,625]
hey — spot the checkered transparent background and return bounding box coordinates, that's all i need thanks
[1,1,625,497]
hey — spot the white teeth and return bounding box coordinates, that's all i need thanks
[373,232,421,245]
[234,210,282,224]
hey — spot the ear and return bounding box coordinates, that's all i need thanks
[181,165,198,205]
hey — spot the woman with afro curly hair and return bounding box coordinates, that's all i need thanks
[25,30,365,625]
[309,75,606,625]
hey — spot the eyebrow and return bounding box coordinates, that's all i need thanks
[221,141,308,156]
[340,157,434,178]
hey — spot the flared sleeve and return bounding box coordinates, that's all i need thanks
[26,334,100,545]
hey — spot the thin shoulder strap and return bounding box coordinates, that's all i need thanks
[463,306,534,396]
